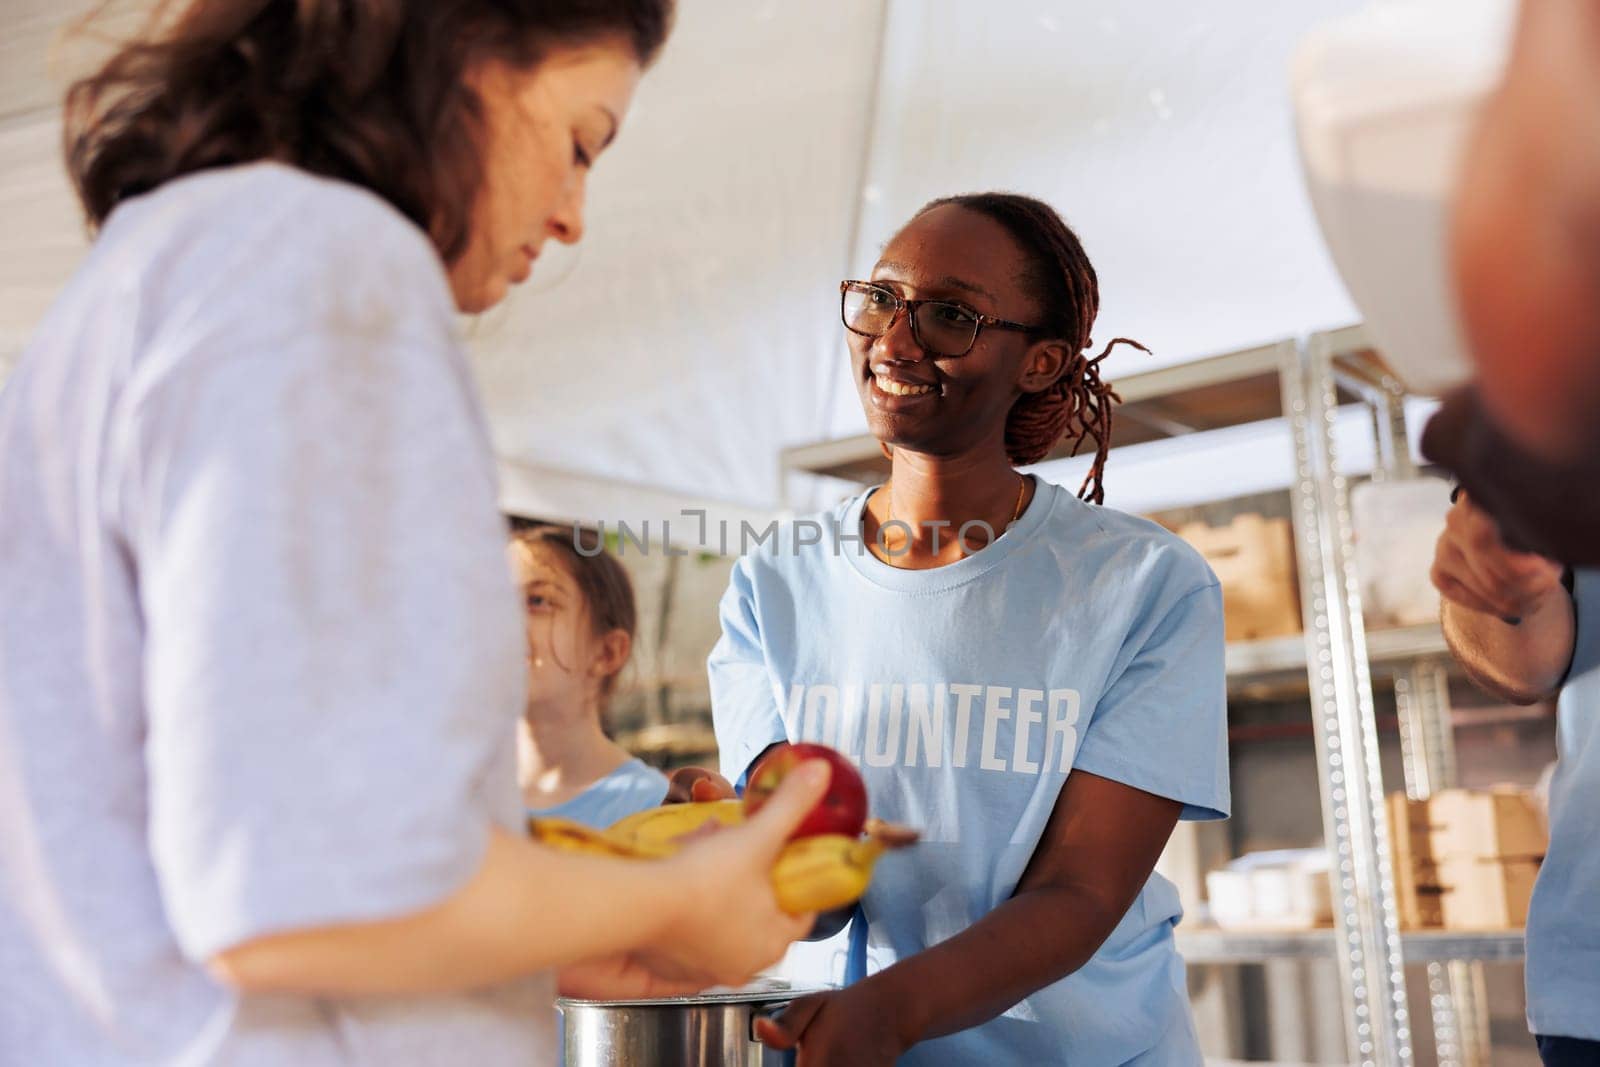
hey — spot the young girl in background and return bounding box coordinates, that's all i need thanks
[513,522,670,827]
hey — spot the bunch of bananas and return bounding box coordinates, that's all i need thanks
[527,800,915,914]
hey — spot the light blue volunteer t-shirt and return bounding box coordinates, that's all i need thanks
[711,478,1229,1065]
[1526,568,1600,1042]
[528,757,670,830]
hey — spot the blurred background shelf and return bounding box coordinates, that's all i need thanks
[1225,623,1448,685]
[1178,928,1525,965]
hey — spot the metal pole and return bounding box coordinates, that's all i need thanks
[1346,338,1492,1067]
[1282,337,1414,1066]
[1394,663,1460,804]
[1333,347,1417,484]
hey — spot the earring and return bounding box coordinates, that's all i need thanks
[879,441,893,460]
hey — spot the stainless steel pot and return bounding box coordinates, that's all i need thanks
[558,980,820,1066]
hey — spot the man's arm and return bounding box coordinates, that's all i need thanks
[1420,2,1600,564]
[1451,0,1600,463]
[1433,494,1575,704]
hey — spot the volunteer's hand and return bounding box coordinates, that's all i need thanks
[755,985,910,1066]
[1431,492,1566,619]
[652,761,828,985]
[664,765,736,803]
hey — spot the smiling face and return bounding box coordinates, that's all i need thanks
[850,203,1069,458]
[447,43,642,313]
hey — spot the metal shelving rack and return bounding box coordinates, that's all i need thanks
[1176,928,1524,966]
[1325,326,1497,1067]
[778,326,1513,1067]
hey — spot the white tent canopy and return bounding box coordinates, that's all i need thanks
[0,0,1370,525]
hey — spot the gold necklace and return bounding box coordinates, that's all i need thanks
[880,474,1028,557]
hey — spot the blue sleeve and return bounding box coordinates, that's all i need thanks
[1072,581,1230,821]
[531,763,669,831]
[1566,569,1600,681]
[709,556,790,784]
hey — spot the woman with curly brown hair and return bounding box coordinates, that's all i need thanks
[710,194,1231,1064]
[0,3,827,1064]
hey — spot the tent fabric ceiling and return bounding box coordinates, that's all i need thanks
[1,0,1373,518]
[473,0,886,519]
[827,0,1365,439]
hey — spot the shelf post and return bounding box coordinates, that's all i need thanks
[1346,338,1492,1067]
[1282,337,1414,1066]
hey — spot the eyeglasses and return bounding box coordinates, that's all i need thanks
[839,280,1041,357]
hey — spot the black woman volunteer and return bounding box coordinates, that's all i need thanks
[710,194,1230,1065]
[0,3,825,1065]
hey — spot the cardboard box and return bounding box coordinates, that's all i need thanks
[1397,881,1446,929]
[1427,788,1545,860]
[1387,793,1434,862]
[1386,790,1544,928]
[1389,795,1442,928]
[1174,514,1301,641]
[1437,857,1541,930]
[1386,788,1546,862]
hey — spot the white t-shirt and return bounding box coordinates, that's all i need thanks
[0,162,553,1065]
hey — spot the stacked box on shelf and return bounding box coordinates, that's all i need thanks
[1387,793,1444,929]
[1432,790,1545,930]
[1171,514,1302,641]
[1387,788,1546,930]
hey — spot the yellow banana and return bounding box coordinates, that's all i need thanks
[527,805,916,916]
[605,799,746,856]
[525,816,641,859]
[527,800,745,859]
[770,834,889,914]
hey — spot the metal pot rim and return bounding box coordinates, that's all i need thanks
[557,983,832,1009]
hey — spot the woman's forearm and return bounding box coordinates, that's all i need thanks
[211,826,677,995]
[867,883,1126,1047]
[211,762,830,997]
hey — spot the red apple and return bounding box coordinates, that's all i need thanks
[743,742,868,839]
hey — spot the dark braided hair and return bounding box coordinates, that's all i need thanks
[912,193,1148,504]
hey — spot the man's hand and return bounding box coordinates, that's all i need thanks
[1432,492,1575,704]
[1431,492,1565,619]
[664,766,736,804]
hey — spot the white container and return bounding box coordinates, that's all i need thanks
[1248,865,1297,922]
[1204,869,1255,929]
[1293,0,1515,395]
[1289,858,1334,927]
[1208,849,1333,929]
[1353,476,1451,628]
